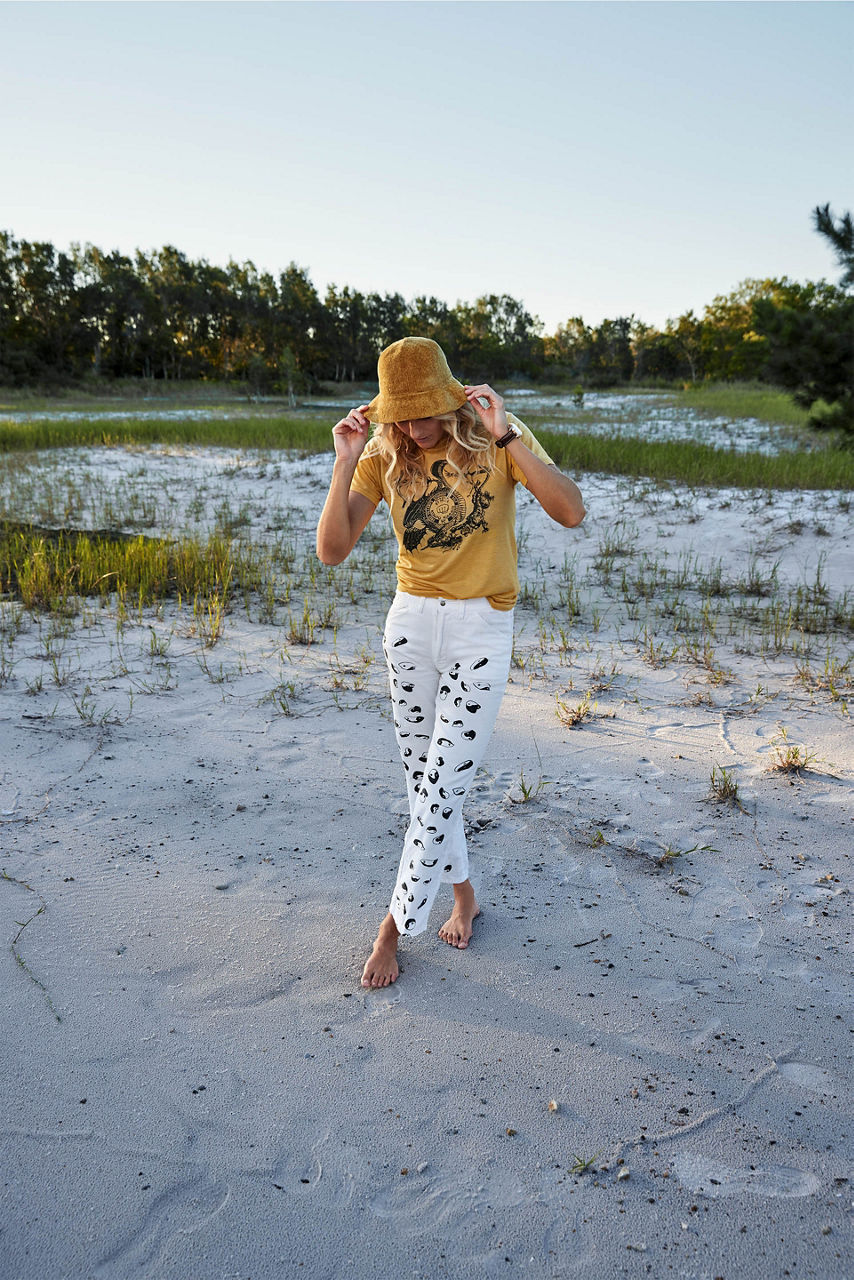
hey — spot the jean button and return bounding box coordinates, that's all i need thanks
[439,599,446,606]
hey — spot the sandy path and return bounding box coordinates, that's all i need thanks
[1,446,851,1278]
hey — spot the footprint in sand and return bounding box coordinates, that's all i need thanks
[689,1017,723,1047]
[364,985,404,1017]
[95,1174,230,1275]
[673,1154,820,1198]
[645,975,702,1004]
[187,973,301,1011]
[369,1166,527,1236]
[689,880,763,952]
[778,1061,842,1096]
[541,1214,593,1273]
[270,1129,368,1207]
[271,1129,328,1191]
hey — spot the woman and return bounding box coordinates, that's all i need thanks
[316,337,585,988]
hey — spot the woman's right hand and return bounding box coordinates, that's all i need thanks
[332,406,371,463]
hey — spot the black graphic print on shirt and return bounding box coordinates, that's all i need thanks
[400,459,493,553]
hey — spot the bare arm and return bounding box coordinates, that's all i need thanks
[315,406,378,564]
[464,383,586,528]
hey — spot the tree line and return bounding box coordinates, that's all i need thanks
[1,206,850,428]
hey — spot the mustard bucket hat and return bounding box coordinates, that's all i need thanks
[362,337,467,424]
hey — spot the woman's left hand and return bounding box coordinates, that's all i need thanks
[464,383,509,440]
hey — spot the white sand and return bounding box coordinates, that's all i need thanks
[1,445,852,1279]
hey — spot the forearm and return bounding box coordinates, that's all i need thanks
[316,458,360,563]
[505,440,586,527]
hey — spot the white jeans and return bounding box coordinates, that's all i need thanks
[382,592,514,936]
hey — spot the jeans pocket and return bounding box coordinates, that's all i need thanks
[467,598,513,628]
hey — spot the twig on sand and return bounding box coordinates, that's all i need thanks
[2,870,62,1022]
[603,1050,798,1169]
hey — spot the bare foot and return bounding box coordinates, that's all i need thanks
[361,913,400,988]
[438,880,480,949]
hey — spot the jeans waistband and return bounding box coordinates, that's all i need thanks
[391,591,507,618]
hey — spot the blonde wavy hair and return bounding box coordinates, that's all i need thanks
[372,402,495,502]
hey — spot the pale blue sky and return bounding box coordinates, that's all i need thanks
[2,0,851,330]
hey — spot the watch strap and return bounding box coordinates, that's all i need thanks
[495,425,521,449]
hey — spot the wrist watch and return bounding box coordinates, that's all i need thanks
[495,422,522,449]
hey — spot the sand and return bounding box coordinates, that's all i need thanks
[1,444,851,1279]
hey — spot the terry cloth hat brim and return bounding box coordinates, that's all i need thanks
[362,337,468,423]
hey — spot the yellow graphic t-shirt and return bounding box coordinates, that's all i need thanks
[350,414,554,610]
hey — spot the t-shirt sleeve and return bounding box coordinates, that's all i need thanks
[350,446,385,508]
[504,413,555,487]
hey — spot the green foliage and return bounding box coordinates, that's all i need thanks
[814,203,854,290]
[749,205,854,436]
[0,217,851,398]
[544,315,634,386]
[753,292,854,434]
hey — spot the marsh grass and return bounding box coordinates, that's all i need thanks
[0,414,332,455]
[509,767,550,803]
[3,410,853,491]
[677,381,813,429]
[768,727,824,777]
[708,764,746,811]
[556,689,595,727]
[794,653,853,704]
[590,542,852,656]
[531,430,854,491]
[0,523,238,613]
[651,840,718,870]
